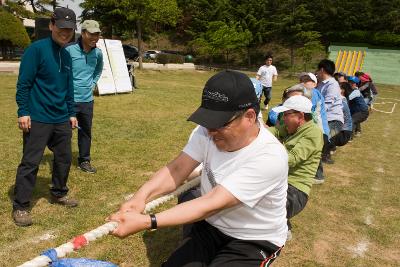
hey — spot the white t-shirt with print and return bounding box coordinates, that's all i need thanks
[257,65,278,87]
[183,125,288,247]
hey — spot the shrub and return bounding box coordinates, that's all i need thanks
[156,53,185,64]
[372,32,400,47]
[0,8,30,59]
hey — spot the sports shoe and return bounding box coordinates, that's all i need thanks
[262,104,269,110]
[13,209,32,227]
[354,131,362,137]
[78,161,97,174]
[322,154,334,164]
[50,195,79,207]
[313,178,325,184]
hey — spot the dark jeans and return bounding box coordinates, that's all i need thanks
[322,120,344,157]
[286,184,308,230]
[162,220,282,267]
[315,134,329,180]
[13,121,72,210]
[261,86,272,106]
[352,110,369,133]
[328,130,352,150]
[75,101,94,164]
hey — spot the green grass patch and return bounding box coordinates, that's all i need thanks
[1,71,399,266]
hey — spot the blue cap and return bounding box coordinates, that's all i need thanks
[347,76,360,84]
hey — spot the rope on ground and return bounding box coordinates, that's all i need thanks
[17,176,201,267]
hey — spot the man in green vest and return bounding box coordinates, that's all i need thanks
[269,95,323,240]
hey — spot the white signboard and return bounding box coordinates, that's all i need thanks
[104,39,133,93]
[96,39,117,95]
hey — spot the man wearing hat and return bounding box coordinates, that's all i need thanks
[109,70,289,266]
[269,95,323,240]
[13,7,78,226]
[358,73,378,106]
[66,20,103,174]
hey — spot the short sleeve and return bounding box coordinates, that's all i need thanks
[182,126,208,163]
[257,66,263,76]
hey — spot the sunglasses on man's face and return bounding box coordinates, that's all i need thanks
[208,112,245,131]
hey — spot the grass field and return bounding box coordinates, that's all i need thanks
[0,70,399,267]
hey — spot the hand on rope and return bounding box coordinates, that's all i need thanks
[18,176,201,267]
[118,195,146,213]
[108,210,149,238]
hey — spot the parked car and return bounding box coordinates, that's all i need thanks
[122,44,139,61]
[160,50,183,55]
[144,50,160,59]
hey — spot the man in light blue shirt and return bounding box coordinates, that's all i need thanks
[316,60,343,130]
[65,20,103,173]
[315,59,344,183]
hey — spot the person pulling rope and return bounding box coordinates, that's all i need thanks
[18,177,201,267]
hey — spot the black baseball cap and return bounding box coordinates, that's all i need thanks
[188,70,258,129]
[52,7,77,29]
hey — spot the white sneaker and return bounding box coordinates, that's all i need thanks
[287,230,293,241]
[313,178,325,184]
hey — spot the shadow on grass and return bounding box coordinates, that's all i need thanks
[143,227,182,267]
[7,152,79,210]
[142,189,200,266]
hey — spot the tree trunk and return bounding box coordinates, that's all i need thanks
[225,51,229,69]
[137,20,143,70]
[290,45,295,74]
[247,47,251,68]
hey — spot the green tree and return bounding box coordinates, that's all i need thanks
[0,8,30,59]
[269,1,320,72]
[175,0,231,41]
[227,0,274,67]
[296,31,324,71]
[192,20,252,67]
[6,0,61,15]
[370,0,400,33]
[81,0,180,69]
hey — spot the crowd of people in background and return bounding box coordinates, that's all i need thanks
[263,58,378,240]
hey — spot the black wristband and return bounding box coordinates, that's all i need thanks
[149,214,157,230]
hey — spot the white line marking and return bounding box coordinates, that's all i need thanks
[348,240,370,257]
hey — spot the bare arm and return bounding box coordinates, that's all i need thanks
[273,75,278,82]
[119,152,199,213]
[110,184,241,237]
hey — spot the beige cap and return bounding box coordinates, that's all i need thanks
[81,20,101,33]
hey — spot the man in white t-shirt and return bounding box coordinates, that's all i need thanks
[109,70,288,267]
[256,54,278,110]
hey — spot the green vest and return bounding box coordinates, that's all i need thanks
[268,120,323,195]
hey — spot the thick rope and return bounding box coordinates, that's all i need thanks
[18,176,201,267]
